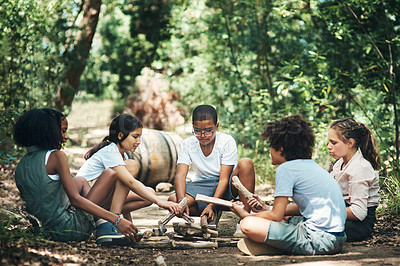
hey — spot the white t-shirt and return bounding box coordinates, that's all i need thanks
[77,142,127,181]
[177,132,237,180]
[274,159,347,233]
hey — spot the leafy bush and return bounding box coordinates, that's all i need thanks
[378,164,400,217]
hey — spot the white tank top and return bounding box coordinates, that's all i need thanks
[45,150,60,181]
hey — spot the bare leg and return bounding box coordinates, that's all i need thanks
[122,188,154,222]
[73,176,91,197]
[108,159,140,214]
[231,158,255,213]
[110,179,130,214]
[84,169,117,207]
[125,159,139,178]
[240,216,271,243]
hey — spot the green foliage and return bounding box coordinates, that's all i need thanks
[2,0,399,188]
[312,0,399,162]
[0,0,71,163]
[378,166,400,217]
[0,213,41,243]
[151,0,399,184]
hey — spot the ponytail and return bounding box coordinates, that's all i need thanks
[359,125,381,170]
[84,137,111,160]
[84,114,143,160]
[330,118,381,170]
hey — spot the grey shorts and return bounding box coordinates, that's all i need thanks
[265,216,347,255]
[185,175,236,212]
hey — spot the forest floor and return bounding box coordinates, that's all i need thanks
[1,101,400,265]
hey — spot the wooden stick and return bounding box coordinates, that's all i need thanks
[132,240,176,249]
[158,197,188,226]
[174,241,218,249]
[173,222,218,237]
[200,215,208,230]
[232,175,262,210]
[195,194,232,208]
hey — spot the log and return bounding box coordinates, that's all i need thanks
[142,236,170,241]
[200,215,208,230]
[195,194,232,208]
[213,237,240,247]
[232,175,262,210]
[173,222,218,239]
[174,241,218,249]
[132,239,176,249]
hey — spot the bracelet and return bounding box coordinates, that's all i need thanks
[114,213,122,227]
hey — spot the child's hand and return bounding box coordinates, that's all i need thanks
[201,204,215,222]
[230,201,250,219]
[116,217,140,242]
[247,194,269,213]
[178,204,190,217]
[157,199,180,214]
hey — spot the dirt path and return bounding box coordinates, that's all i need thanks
[1,101,400,265]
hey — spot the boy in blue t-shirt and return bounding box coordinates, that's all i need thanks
[231,115,347,255]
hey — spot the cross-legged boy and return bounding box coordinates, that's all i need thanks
[232,114,347,255]
[168,105,255,234]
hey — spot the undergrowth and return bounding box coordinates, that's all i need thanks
[0,212,41,243]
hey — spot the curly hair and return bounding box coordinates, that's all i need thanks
[13,108,63,150]
[262,115,315,161]
[330,118,380,170]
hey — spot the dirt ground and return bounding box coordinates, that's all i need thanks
[1,168,400,265]
[1,101,400,265]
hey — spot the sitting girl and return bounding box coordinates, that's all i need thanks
[13,108,139,244]
[76,114,179,229]
[327,118,380,242]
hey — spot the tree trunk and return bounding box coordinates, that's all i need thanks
[55,0,101,110]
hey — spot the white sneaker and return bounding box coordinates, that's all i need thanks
[233,222,246,238]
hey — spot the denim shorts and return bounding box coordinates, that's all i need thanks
[265,216,347,255]
[186,175,236,212]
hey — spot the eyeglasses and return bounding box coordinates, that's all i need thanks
[192,125,216,137]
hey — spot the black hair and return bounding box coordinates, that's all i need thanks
[262,114,315,161]
[13,108,63,150]
[330,118,380,170]
[192,105,218,125]
[85,114,143,159]
[42,108,66,128]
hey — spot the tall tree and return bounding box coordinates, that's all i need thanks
[55,0,102,110]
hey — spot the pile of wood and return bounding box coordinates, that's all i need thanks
[134,235,239,249]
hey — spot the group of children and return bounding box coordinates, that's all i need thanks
[13,104,380,255]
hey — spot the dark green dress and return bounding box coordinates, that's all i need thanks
[15,146,95,242]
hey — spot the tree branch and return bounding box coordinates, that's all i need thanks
[218,2,251,112]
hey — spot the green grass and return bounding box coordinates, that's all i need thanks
[0,212,43,243]
[378,168,400,217]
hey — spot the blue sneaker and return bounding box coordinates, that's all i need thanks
[96,220,128,246]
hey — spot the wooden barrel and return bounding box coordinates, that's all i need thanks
[125,129,183,188]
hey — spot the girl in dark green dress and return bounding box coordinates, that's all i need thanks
[13,108,139,243]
